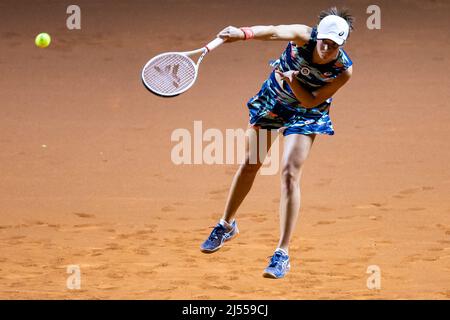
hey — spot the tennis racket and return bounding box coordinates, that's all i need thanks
[141,37,224,97]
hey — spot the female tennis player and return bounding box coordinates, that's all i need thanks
[201,7,354,279]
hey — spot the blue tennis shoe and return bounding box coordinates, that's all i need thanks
[263,249,290,279]
[200,220,238,253]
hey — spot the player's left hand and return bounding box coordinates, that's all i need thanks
[275,69,299,83]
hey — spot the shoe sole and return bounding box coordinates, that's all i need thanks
[262,265,290,279]
[262,272,280,279]
[200,229,239,254]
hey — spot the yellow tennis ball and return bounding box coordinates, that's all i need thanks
[35,33,51,48]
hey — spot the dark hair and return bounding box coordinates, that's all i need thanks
[318,7,355,32]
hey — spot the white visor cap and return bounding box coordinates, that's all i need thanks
[317,15,350,46]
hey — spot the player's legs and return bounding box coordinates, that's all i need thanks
[277,133,316,251]
[221,125,276,223]
[201,125,276,253]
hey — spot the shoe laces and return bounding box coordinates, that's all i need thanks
[267,251,284,267]
[208,224,226,241]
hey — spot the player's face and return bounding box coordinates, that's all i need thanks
[316,39,341,61]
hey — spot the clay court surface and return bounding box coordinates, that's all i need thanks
[0,0,449,299]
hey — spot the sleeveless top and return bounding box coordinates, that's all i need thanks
[266,26,353,111]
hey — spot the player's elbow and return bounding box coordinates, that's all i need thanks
[293,91,318,108]
[264,25,277,40]
[266,25,290,40]
[301,92,322,108]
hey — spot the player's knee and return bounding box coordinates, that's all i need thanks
[281,164,302,191]
[239,156,262,176]
[240,162,261,176]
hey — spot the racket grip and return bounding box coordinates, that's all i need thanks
[205,38,224,52]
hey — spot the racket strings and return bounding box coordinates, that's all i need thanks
[143,54,196,95]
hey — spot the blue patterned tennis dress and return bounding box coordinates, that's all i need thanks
[247,26,353,136]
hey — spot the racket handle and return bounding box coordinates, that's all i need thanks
[204,38,224,52]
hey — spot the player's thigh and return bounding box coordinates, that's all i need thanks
[281,134,316,172]
[244,125,276,166]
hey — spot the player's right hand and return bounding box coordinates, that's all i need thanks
[217,26,245,42]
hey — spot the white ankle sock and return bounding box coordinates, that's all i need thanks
[276,248,288,255]
[219,219,234,230]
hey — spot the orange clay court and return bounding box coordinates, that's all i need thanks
[0,0,449,299]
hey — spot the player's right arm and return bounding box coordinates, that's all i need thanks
[217,25,312,46]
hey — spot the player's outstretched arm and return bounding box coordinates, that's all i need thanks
[217,25,311,46]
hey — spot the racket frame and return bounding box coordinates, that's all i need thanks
[141,38,224,97]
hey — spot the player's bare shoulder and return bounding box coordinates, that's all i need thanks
[342,65,353,80]
[290,24,313,47]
